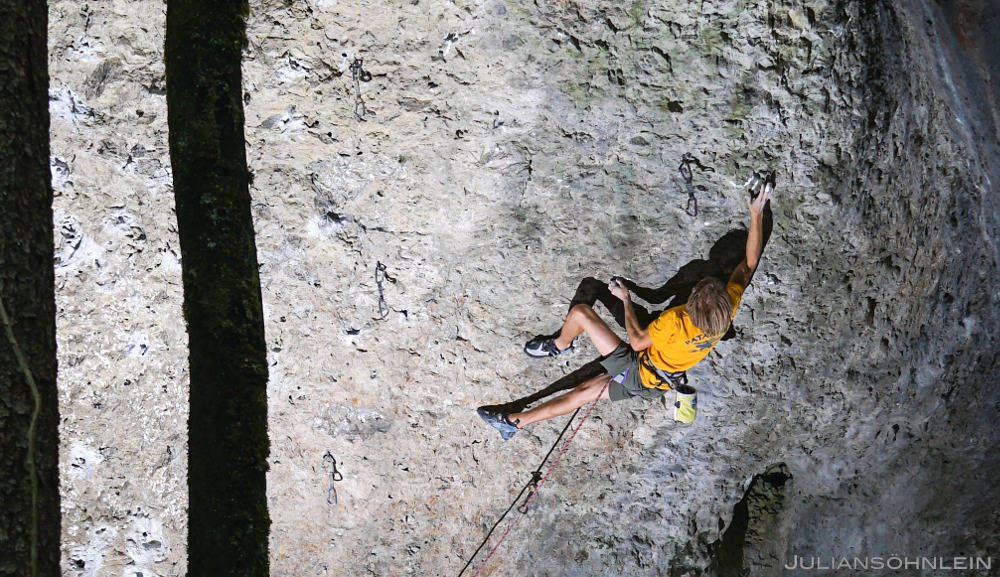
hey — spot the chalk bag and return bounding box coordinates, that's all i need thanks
[673,384,697,424]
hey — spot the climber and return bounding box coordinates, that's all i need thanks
[477,177,774,440]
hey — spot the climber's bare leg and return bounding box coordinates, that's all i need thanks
[509,373,612,427]
[553,304,622,355]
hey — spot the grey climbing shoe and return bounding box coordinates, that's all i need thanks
[523,336,573,358]
[477,407,519,440]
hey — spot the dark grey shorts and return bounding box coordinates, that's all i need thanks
[601,342,671,402]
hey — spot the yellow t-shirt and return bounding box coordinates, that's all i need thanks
[638,282,744,388]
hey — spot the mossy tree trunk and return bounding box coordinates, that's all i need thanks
[0,1,61,576]
[164,2,270,575]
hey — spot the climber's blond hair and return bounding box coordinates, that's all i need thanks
[688,277,733,336]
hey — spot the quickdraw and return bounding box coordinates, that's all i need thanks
[516,471,543,514]
[375,261,395,319]
[323,451,343,506]
[678,153,715,217]
[350,57,372,120]
[679,157,697,217]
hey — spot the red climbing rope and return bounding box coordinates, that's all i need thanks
[467,380,610,577]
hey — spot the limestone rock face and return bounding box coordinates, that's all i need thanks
[49,0,999,576]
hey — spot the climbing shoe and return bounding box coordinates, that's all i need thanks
[477,407,519,440]
[523,336,573,358]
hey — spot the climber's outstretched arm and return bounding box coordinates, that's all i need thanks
[610,278,652,351]
[730,180,773,290]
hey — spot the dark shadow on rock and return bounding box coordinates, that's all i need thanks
[570,209,771,340]
[494,207,772,414]
[567,229,749,330]
[709,462,792,577]
[482,358,607,415]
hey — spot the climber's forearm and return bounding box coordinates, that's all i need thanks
[623,297,651,350]
[746,210,764,271]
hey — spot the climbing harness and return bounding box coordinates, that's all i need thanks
[458,380,610,577]
[638,350,689,390]
[375,261,395,319]
[322,451,343,506]
[350,57,372,120]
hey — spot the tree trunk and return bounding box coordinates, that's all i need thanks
[0,1,61,576]
[164,2,270,575]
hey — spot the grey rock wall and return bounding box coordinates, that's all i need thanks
[48,0,999,576]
